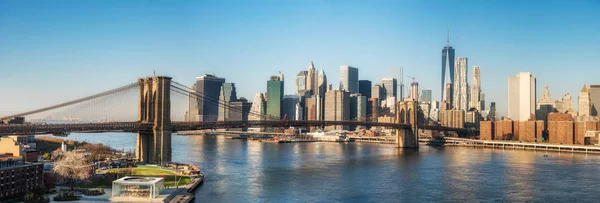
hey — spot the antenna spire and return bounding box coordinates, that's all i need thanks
[447,28,450,45]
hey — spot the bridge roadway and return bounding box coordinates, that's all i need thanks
[0,120,413,136]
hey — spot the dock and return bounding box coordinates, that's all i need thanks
[164,174,204,203]
[443,137,600,154]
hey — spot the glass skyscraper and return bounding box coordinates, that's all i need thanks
[441,38,455,104]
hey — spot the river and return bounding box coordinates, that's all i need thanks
[58,132,600,202]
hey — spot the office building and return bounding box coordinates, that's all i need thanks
[306,61,317,95]
[381,78,397,100]
[317,68,328,120]
[0,155,44,201]
[507,72,536,121]
[249,93,266,121]
[193,74,226,122]
[421,90,432,104]
[305,96,318,121]
[579,84,591,117]
[445,83,452,105]
[295,71,308,96]
[589,85,600,116]
[325,90,350,130]
[470,65,481,111]
[453,57,468,111]
[358,80,372,98]
[267,76,284,119]
[480,92,486,111]
[340,66,359,93]
[372,84,385,101]
[218,83,237,121]
[350,94,367,121]
[282,95,301,120]
[488,102,497,121]
[441,35,456,103]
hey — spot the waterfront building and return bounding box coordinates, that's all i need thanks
[325,90,350,130]
[358,80,372,98]
[470,65,481,111]
[267,76,284,119]
[306,61,317,95]
[441,35,456,104]
[282,95,301,120]
[421,90,432,104]
[340,66,359,93]
[579,84,591,117]
[453,57,468,111]
[381,78,397,100]
[218,83,237,121]
[193,74,226,122]
[295,71,308,96]
[589,85,600,116]
[507,72,536,121]
[440,110,465,128]
[409,81,419,100]
[0,155,44,201]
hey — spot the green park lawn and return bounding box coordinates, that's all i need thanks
[79,166,191,188]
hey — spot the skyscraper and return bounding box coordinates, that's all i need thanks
[441,34,456,104]
[588,85,600,116]
[249,93,266,121]
[218,83,237,121]
[267,76,284,119]
[194,74,225,122]
[295,71,308,96]
[507,72,536,121]
[470,65,481,110]
[187,84,197,122]
[306,61,317,95]
[421,90,432,104]
[410,81,419,100]
[372,84,385,101]
[282,95,301,120]
[317,67,327,120]
[453,57,468,111]
[340,66,359,93]
[381,78,397,100]
[358,80,372,98]
[325,90,350,130]
[579,84,591,117]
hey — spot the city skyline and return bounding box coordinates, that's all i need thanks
[0,0,599,118]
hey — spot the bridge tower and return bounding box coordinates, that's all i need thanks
[396,98,419,148]
[136,76,172,164]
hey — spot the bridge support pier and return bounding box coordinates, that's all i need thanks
[396,99,419,148]
[136,76,172,165]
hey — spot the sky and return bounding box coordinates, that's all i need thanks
[0,0,599,117]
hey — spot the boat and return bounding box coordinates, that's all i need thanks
[52,132,70,137]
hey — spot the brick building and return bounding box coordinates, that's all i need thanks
[0,154,44,201]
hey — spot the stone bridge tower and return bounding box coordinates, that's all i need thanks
[137,76,172,164]
[396,98,419,148]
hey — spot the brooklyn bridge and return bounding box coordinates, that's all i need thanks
[0,76,473,165]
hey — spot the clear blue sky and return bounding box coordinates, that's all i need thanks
[0,0,599,116]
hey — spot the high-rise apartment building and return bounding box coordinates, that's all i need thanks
[588,85,600,116]
[470,65,481,111]
[453,57,468,111]
[507,72,536,121]
[381,78,397,100]
[267,76,284,119]
[340,66,359,93]
[420,90,432,104]
[194,74,225,122]
[358,80,372,98]
[441,36,456,104]
[295,71,308,96]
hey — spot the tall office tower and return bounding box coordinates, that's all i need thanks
[282,95,301,120]
[563,93,573,113]
[372,84,386,101]
[470,65,481,111]
[507,72,536,121]
[228,98,252,122]
[325,90,350,130]
[358,80,372,98]
[453,57,468,111]
[588,85,600,116]
[340,66,359,93]
[409,81,419,100]
[441,34,456,103]
[381,78,397,100]
[421,90,432,104]
[249,93,266,121]
[480,92,486,111]
[295,103,303,121]
[317,67,327,120]
[278,72,284,81]
[488,102,496,121]
[304,96,318,121]
[579,84,591,117]
[445,83,452,105]
[295,71,308,96]
[195,74,226,122]
[267,76,284,119]
[349,94,367,121]
[187,84,198,122]
[306,61,317,95]
[218,83,238,121]
[399,67,405,100]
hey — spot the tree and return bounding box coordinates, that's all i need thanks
[53,151,91,191]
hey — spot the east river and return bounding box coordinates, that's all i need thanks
[60,132,600,202]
